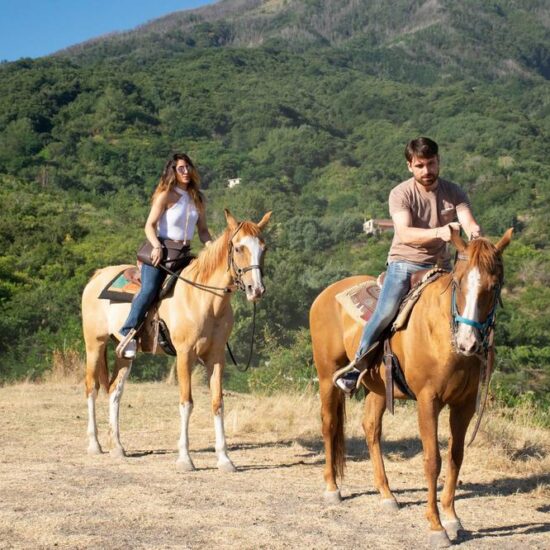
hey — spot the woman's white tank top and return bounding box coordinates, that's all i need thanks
[157,187,199,241]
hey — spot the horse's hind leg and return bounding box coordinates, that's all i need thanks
[205,350,236,473]
[440,400,476,540]
[107,355,133,458]
[362,391,398,511]
[85,341,107,455]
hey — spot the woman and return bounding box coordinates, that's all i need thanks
[118,153,212,359]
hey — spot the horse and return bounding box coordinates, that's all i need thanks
[309,228,512,547]
[82,209,272,471]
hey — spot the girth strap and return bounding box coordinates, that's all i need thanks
[383,339,417,414]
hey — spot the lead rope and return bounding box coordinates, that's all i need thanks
[225,301,257,372]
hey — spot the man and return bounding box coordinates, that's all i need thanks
[334,137,481,394]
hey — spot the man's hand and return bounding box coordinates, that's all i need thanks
[435,222,461,242]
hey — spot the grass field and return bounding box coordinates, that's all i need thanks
[0,376,548,549]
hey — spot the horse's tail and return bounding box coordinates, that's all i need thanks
[334,393,347,480]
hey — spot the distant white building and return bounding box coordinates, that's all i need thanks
[363,218,394,236]
[227,178,241,188]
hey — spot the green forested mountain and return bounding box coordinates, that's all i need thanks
[0,0,548,409]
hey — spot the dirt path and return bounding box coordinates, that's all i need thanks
[0,381,548,549]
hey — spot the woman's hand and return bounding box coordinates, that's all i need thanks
[150,245,163,266]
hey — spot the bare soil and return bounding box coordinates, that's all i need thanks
[0,380,548,549]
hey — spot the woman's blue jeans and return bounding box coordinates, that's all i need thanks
[120,263,166,336]
[355,261,436,359]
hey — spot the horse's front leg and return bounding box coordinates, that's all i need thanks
[176,349,196,471]
[417,393,451,548]
[440,399,476,541]
[362,391,398,511]
[85,342,105,455]
[108,355,133,458]
[205,350,236,472]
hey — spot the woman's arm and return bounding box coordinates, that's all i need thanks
[144,192,169,266]
[196,208,213,245]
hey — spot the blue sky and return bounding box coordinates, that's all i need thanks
[0,0,217,62]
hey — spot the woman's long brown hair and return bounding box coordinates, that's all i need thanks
[151,153,204,210]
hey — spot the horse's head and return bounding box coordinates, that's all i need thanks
[225,209,272,302]
[450,228,513,356]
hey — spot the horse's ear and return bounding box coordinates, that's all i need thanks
[224,208,238,230]
[450,227,467,252]
[257,211,272,230]
[495,227,514,252]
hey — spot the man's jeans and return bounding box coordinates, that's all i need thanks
[120,263,166,337]
[356,261,436,359]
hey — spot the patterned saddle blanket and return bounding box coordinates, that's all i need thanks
[335,268,447,331]
[98,267,142,303]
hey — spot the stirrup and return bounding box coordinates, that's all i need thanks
[332,342,380,387]
[332,359,359,386]
[115,329,137,359]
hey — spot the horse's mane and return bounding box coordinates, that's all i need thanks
[466,238,501,275]
[186,221,261,283]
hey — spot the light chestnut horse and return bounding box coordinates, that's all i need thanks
[310,228,512,547]
[82,209,271,471]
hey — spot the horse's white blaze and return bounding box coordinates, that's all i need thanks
[237,236,264,297]
[456,267,480,352]
[109,365,132,450]
[178,402,193,460]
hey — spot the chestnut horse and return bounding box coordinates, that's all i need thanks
[82,209,271,471]
[310,228,512,546]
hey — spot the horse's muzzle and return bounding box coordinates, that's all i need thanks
[246,284,265,302]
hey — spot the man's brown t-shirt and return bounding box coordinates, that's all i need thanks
[387,177,471,266]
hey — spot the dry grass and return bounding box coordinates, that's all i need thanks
[0,379,548,549]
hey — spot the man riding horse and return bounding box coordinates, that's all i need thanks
[334,136,482,394]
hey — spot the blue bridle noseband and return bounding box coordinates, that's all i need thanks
[451,252,503,355]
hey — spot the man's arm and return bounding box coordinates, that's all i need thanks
[456,207,481,240]
[392,210,458,244]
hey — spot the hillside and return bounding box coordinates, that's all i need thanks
[0,0,549,410]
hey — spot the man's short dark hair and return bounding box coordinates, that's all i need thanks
[405,137,439,162]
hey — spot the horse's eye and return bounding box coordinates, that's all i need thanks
[235,246,243,254]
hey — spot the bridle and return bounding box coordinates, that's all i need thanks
[159,222,264,297]
[227,222,264,293]
[450,251,503,357]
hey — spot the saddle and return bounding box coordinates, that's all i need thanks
[335,268,448,410]
[100,259,194,357]
[335,267,447,330]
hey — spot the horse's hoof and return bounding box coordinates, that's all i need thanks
[323,490,342,505]
[381,498,399,512]
[217,460,237,473]
[109,447,126,459]
[442,519,464,541]
[429,530,452,548]
[87,443,103,455]
[176,458,196,471]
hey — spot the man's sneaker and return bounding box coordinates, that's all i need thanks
[122,339,137,359]
[334,367,360,395]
